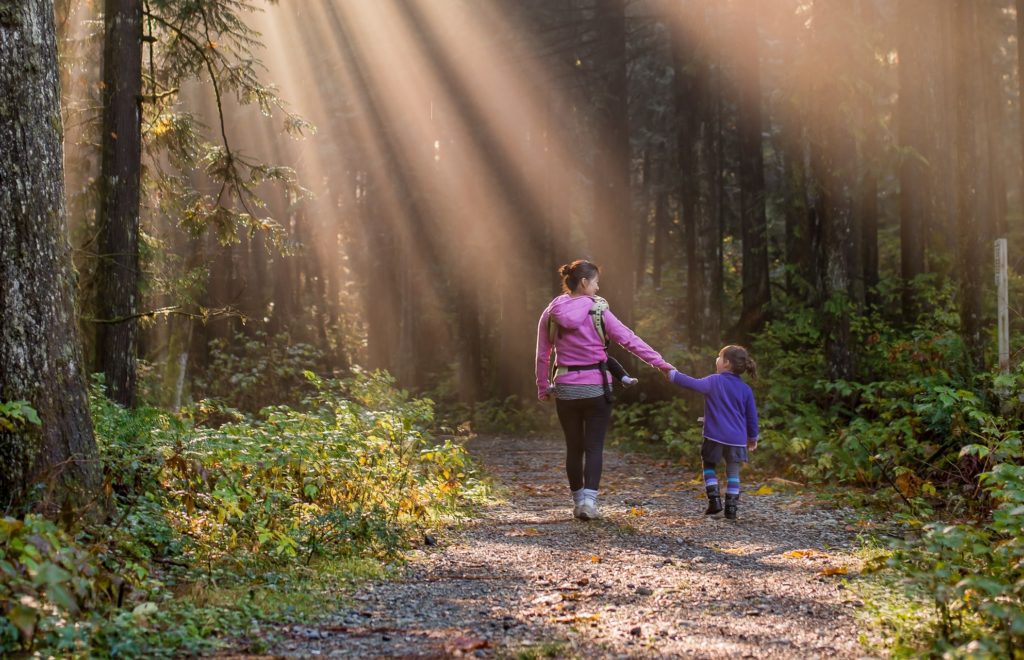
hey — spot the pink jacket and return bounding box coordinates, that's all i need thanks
[535,294,672,400]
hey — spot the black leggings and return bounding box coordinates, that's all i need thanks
[555,395,612,491]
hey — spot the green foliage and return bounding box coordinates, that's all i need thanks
[0,400,41,432]
[1,371,483,657]
[194,331,325,411]
[889,461,1024,658]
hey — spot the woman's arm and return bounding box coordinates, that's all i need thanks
[535,311,554,400]
[602,309,673,370]
[668,369,714,395]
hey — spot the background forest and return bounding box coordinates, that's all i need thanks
[1,0,1023,656]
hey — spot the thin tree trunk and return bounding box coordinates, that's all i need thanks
[592,0,634,324]
[735,0,770,337]
[856,0,880,307]
[672,1,705,347]
[814,0,856,381]
[0,0,101,512]
[953,0,986,371]
[94,0,143,406]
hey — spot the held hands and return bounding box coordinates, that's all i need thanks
[660,366,675,381]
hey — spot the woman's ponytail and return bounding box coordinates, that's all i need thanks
[558,260,600,294]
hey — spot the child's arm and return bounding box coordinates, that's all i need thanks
[668,369,713,395]
[746,389,760,448]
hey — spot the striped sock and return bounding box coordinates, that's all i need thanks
[702,465,718,489]
[725,462,740,496]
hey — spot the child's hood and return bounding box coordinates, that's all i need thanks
[546,294,594,330]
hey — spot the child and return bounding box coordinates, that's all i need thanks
[666,345,759,520]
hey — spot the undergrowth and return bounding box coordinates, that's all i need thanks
[0,370,486,657]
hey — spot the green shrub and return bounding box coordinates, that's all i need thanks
[1,369,484,657]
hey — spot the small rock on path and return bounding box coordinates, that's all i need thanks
[265,435,876,658]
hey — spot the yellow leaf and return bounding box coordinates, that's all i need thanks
[752,485,774,496]
[628,507,646,517]
[819,566,849,576]
[782,549,827,559]
[590,555,601,563]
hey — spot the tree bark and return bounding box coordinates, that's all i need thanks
[0,0,101,511]
[94,0,143,407]
[734,0,770,337]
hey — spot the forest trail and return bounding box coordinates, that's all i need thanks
[266,435,875,658]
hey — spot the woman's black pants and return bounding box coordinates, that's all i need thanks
[555,395,612,491]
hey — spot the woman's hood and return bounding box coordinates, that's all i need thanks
[547,294,594,330]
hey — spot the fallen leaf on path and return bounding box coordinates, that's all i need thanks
[531,593,563,606]
[782,549,828,559]
[751,485,775,496]
[550,611,600,624]
[590,555,601,563]
[444,636,491,654]
[628,507,646,517]
[507,528,541,537]
[819,566,849,576]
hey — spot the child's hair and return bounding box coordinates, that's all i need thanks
[558,260,600,294]
[721,345,757,377]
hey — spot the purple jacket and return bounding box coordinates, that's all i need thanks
[535,294,672,400]
[669,370,760,447]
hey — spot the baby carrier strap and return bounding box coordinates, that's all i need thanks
[547,297,614,402]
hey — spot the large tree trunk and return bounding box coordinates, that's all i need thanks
[94,0,143,407]
[734,0,770,337]
[0,0,101,512]
[953,0,986,371]
[897,0,929,319]
[592,0,633,325]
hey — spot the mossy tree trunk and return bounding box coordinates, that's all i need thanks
[0,0,101,512]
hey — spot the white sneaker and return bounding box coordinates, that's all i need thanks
[579,489,600,520]
[572,489,586,519]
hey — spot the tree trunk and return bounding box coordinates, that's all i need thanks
[0,0,101,512]
[857,0,880,307]
[897,0,929,319]
[734,0,770,337]
[94,0,143,407]
[672,1,706,347]
[1017,0,1024,232]
[953,0,986,371]
[814,0,856,381]
[592,0,633,324]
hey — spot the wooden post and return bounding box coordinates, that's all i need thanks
[995,238,1009,373]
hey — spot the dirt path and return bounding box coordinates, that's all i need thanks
[269,434,875,658]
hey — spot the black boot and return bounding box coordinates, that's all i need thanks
[724,493,739,520]
[705,486,723,515]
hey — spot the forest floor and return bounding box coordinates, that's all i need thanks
[253,434,880,658]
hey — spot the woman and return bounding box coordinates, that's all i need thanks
[536,260,674,520]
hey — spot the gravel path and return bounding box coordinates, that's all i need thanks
[268,434,875,658]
